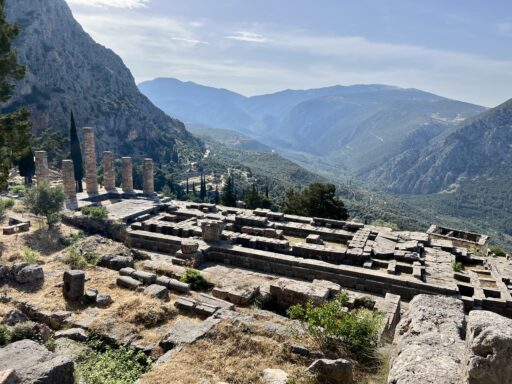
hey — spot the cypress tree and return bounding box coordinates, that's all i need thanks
[200,174,206,201]
[221,175,237,207]
[18,148,35,185]
[69,111,84,192]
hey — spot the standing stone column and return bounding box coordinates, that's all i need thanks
[143,158,154,195]
[83,127,98,194]
[34,151,49,183]
[63,270,85,301]
[121,157,134,193]
[62,160,76,199]
[103,151,115,191]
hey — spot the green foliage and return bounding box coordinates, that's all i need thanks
[44,337,56,352]
[81,206,108,219]
[0,325,11,346]
[283,183,349,220]
[22,247,39,264]
[287,293,382,359]
[59,230,86,246]
[10,322,41,343]
[32,129,68,168]
[23,182,65,227]
[17,149,35,185]
[243,184,272,210]
[0,197,14,209]
[76,344,152,384]
[452,262,464,272]
[221,175,237,207]
[11,184,26,195]
[180,268,210,290]
[69,111,84,192]
[64,246,87,269]
[490,247,506,257]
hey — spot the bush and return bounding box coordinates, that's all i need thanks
[0,325,11,346]
[10,322,42,343]
[81,206,108,219]
[180,268,210,290]
[11,185,26,196]
[452,262,464,272]
[490,247,506,257]
[22,247,39,264]
[59,230,86,246]
[76,344,152,384]
[1,198,15,209]
[287,293,383,360]
[23,182,65,227]
[64,246,88,269]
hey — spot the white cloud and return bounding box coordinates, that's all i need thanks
[66,0,149,9]
[225,31,268,43]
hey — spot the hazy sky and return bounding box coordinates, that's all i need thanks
[65,0,512,107]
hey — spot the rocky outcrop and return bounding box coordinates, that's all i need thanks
[0,339,74,384]
[5,0,203,164]
[462,310,512,384]
[388,294,465,384]
[306,358,353,384]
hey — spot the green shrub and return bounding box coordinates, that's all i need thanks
[452,262,464,272]
[59,230,86,246]
[44,337,56,352]
[23,182,65,227]
[1,198,15,209]
[354,296,376,310]
[22,247,39,264]
[64,246,88,269]
[287,293,383,359]
[490,247,506,257]
[12,185,26,196]
[0,325,11,346]
[81,206,108,219]
[180,268,210,290]
[76,345,152,384]
[10,322,41,343]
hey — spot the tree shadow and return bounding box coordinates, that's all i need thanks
[23,226,67,256]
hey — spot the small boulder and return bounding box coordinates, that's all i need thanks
[116,276,142,290]
[109,256,133,271]
[306,358,353,384]
[1,309,29,326]
[119,267,135,277]
[55,328,88,342]
[95,294,112,308]
[15,265,44,284]
[263,368,288,384]
[144,284,169,301]
[83,288,98,304]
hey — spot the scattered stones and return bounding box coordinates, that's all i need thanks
[143,284,169,301]
[0,339,74,384]
[462,310,512,384]
[1,309,29,326]
[262,368,289,384]
[55,328,88,342]
[63,270,85,301]
[116,276,142,290]
[95,294,112,308]
[132,270,156,285]
[306,358,353,384]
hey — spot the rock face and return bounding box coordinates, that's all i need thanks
[4,0,203,163]
[462,310,512,384]
[306,359,353,384]
[0,339,74,384]
[14,264,44,284]
[1,309,29,326]
[388,294,465,384]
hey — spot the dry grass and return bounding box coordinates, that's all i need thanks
[117,297,178,328]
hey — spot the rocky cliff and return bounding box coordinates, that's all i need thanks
[4,0,203,163]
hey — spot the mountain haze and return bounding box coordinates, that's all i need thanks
[4,0,203,163]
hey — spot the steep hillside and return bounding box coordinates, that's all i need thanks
[367,98,512,194]
[4,0,203,163]
[139,78,484,175]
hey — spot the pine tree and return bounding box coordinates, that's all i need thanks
[69,110,84,192]
[221,175,237,207]
[0,2,32,190]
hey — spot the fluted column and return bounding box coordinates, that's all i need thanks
[35,151,49,184]
[62,160,76,199]
[121,157,133,193]
[143,158,154,195]
[103,151,115,191]
[83,127,98,194]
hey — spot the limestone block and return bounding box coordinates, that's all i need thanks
[306,359,353,384]
[0,340,74,384]
[181,240,199,254]
[159,318,220,351]
[116,276,142,290]
[144,284,169,301]
[83,127,98,194]
[132,270,156,285]
[63,270,85,301]
[102,151,115,190]
[262,368,288,384]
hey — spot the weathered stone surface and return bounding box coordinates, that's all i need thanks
[1,309,29,326]
[14,264,44,284]
[119,267,136,276]
[83,288,98,304]
[62,270,85,301]
[306,358,353,384]
[53,338,89,362]
[0,369,18,384]
[0,340,74,384]
[95,294,112,308]
[181,240,199,254]
[132,270,156,285]
[462,310,512,384]
[388,294,465,384]
[55,328,88,342]
[61,160,76,200]
[212,286,259,306]
[121,157,134,193]
[102,151,115,191]
[109,256,134,270]
[142,158,154,195]
[160,317,220,350]
[270,279,329,308]
[144,284,169,301]
[262,368,288,384]
[167,278,191,293]
[34,151,49,184]
[116,276,142,290]
[83,127,98,194]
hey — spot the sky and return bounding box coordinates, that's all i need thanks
[65,0,512,107]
